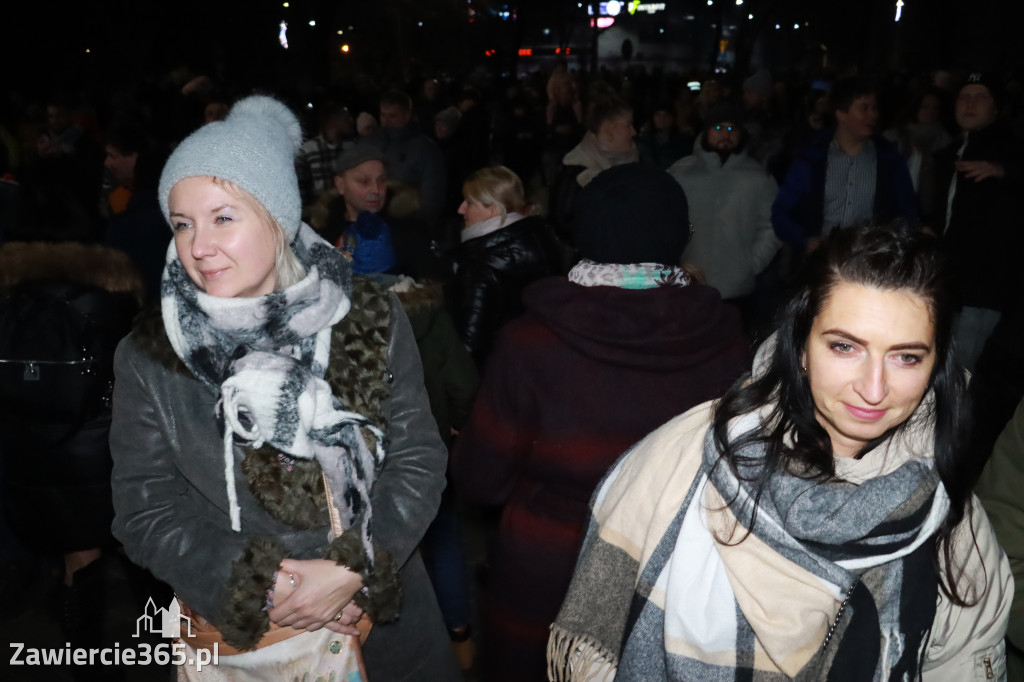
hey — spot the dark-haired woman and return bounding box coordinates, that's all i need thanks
[550,223,1011,681]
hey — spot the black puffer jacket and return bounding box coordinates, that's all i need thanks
[449,215,567,366]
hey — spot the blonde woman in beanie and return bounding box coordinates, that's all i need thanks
[108,95,459,680]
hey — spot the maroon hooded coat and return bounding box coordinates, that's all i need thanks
[453,274,748,682]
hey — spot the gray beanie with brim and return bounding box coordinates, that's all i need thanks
[158,95,304,240]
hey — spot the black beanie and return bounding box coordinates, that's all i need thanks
[572,163,690,265]
[705,102,745,129]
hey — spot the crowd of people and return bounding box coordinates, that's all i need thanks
[1,59,1023,682]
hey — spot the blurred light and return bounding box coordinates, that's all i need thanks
[85,48,91,53]
[543,27,551,35]
[895,0,904,21]
[518,47,533,56]
[775,23,780,29]
[687,81,701,91]
[418,21,423,26]
[307,102,314,109]
[309,20,316,27]
[282,2,289,6]
[337,30,344,34]
[748,13,753,18]
[735,0,743,4]
[279,21,289,49]
[341,44,350,53]
[596,16,615,27]
[707,0,713,5]
[793,23,799,28]
[659,27,664,33]
[606,0,622,15]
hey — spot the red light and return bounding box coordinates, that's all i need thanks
[565,47,571,54]
[555,47,561,54]
[518,47,533,56]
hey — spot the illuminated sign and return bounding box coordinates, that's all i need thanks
[628,1,666,14]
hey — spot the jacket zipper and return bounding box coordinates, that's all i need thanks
[983,656,994,679]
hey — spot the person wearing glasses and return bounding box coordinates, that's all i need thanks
[771,76,918,256]
[669,103,780,340]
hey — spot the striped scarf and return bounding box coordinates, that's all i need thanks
[161,223,385,562]
[549,403,944,681]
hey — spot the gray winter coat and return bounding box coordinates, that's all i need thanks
[109,287,459,681]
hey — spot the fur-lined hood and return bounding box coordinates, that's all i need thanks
[0,241,145,303]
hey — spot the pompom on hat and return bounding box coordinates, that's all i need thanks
[158,95,304,240]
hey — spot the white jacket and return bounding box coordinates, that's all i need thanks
[669,138,780,299]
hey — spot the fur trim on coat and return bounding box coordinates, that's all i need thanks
[132,275,400,650]
[0,241,145,302]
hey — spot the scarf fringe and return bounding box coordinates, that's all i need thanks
[224,423,242,531]
[547,624,618,682]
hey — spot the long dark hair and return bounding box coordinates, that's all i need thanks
[712,223,975,605]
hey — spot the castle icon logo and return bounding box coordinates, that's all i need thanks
[133,597,195,639]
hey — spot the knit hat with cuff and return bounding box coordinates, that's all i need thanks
[158,95,304,241]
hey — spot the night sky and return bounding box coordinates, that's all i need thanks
[4,0,1021,95]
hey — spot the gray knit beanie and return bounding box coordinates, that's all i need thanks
[158,95,304,240]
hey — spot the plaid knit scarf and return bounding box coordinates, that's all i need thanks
[161,223,385,562]
[549,405,945,681]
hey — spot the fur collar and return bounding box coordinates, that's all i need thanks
[131,275,392,523]
[0,241,145,302]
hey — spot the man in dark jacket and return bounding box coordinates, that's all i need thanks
[929,71,1024,371]
[369,91,447,227]
[772,76,917,254]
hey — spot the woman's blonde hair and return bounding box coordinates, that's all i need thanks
[462,166,527,225]
[214,178,306,289]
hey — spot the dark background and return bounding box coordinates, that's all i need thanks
[4,0,1020,96]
